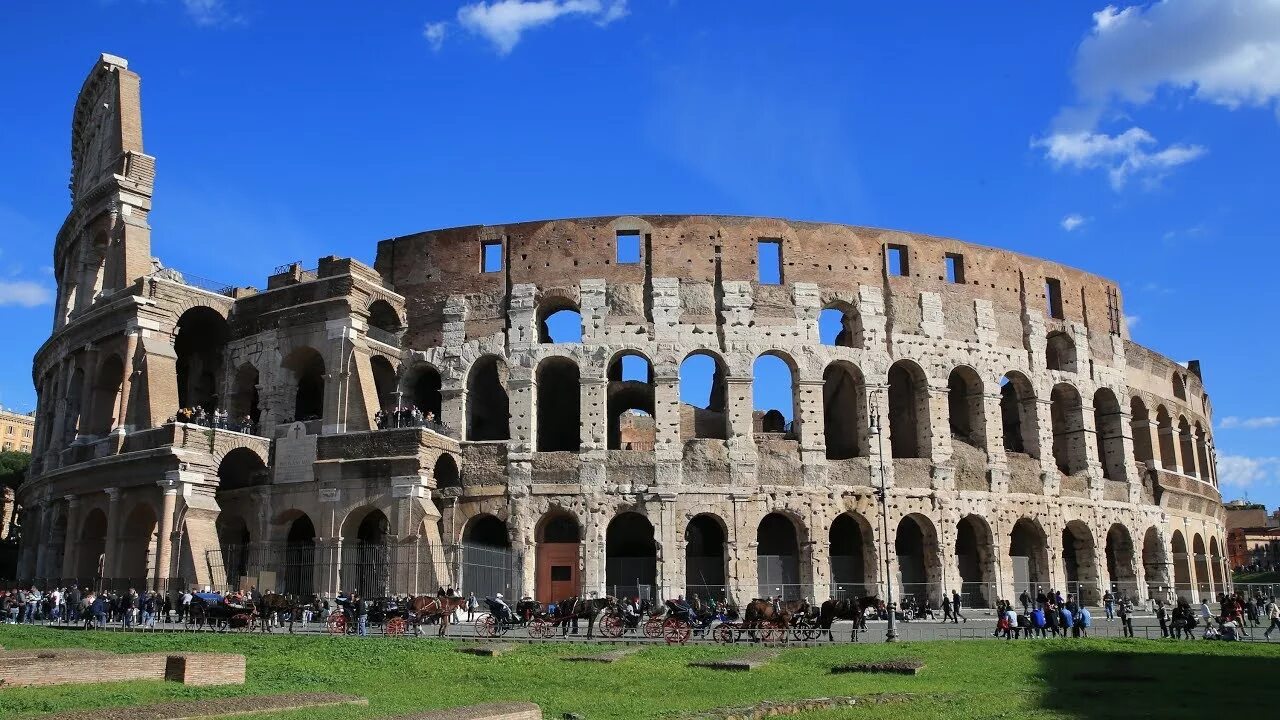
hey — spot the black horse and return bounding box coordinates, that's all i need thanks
[817,596,878,640]
[552,596,614,639]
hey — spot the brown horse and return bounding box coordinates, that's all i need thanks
[253,592,301,633]
[552,596,614,639]
[743,598,810,639]
[409,589,467,636]
[817,596,876,640]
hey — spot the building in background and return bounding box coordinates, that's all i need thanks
[0,406,36,453]
[1225,500,1280,570]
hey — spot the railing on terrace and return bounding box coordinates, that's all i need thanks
[151,268,236,297]
[366,325,403,347]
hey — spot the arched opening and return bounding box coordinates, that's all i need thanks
[342,508,390,597]
[1009,518,1050,597]
[535,511,582,604]
[679,351,728,440]
[753,353,797,438]
[1045,331,1077,372]
[756,512,802,599]
[76,508,108,580]
[955,515,996,608]
[539,299,583,343]
[366,299,402,336]
[818,302,863,348]
[1000,372,1038,457]
[1192,534,1210,598]
[1209,536,1224,591]
[466,355,510,441]
[685,514,727,602]
[217,447,266,492]
[174,306,229,411]
[887,361,929,459]
[284,512,316,596]
[87,354,125,434]
[1142,526,1170,597]
[823,362,865,460]
[1050,383,1087,475]
[607,352,654,450]
[1106,524,1137,598]
[1195,423,1212,486]
[370,355,398,414]
[409,364,443,421]
[536,357,581,452]
[1093,389,1125,480]
[606,512,657,601]
[895,514,941,607]
[1156,406,1177,471]
[64,367,85,444]
[1178,416,1197,477]
[1171,530,1192,600]
[830,513,875,599]
[1130,397,1153,465]
[433,453,460,489]
[118,503,158,583]
[230,364,260,429]
[461,514,516,598]
[283,346,326,422]
[947,366,986,450]
[215,513,251,587]
[1062,521,1101,604]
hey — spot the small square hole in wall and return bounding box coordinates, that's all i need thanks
[885,244,909,276]
[945,253,965,284]
[482,241,503,273]
[758,239,782,284]
[616,230,641,264]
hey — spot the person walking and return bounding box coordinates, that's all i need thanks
[941,591,954,623]
[1103,590,1115,621]
[1263,597,1280,640]
[356,593,368,637]
[1020,590,1031,616]
[951,590,966,623]
[1117,598,1134,638]
[1156,600,1169,638]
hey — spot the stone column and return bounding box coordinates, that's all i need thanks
[652,371,683,486]
[796,378,827,486]
[579,376,607,487]
[154,475,180,589]
[724,376,757,486]
[1079,399,1105,501]
[77,345,100,439]
[726,493,754,604]
[32,499,52,578]
[810,539,831,602]
[925,383,953,466]
[103,488,124,580]
[982,392,1009,493]
[656,493,680,597]
[441,387,466,440]
[116,329,140,431]
[1033,398,1059,495]
[314,537,342,596]
[62,495,83,579]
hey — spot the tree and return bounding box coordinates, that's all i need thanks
[0,451,31,490]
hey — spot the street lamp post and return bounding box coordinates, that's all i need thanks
[867,388,897,642]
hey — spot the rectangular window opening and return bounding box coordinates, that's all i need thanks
[886,244,910,277]
[757,239,782,284]
[1046,278,1064,319]
[550,566,572,581]
[945,253,965,284]
[616,230,641,264]
[481,241,503,273]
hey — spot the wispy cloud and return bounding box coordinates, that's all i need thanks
[0,280,54,308]
[1219,416,1280,430]
[1218,455,1280,488]
[1034,128,1205,190]
[1061,213,1086,231]
[182,0,241,27]
[1124,314,1140,330]
[428,0,629,55]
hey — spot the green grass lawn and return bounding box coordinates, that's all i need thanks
[1234,570,1280,584]
[2,626,1278,719]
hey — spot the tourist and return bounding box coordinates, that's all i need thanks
[1019,589,1031,616]
[467,592,478,622]
[1060,603,1075,637]
[356,593,368,637]
[1078,606,1092,637]
[941,591,954,622]
[1103,589,1114,621]
[1155,600,1169,638]
[1032,604,1047,638]
[951,589,966,623]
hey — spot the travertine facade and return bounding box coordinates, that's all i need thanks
[15,55,1229,608]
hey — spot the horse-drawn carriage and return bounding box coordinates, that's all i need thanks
[326,596,412,636]
[185,592,255,631]
[474,595,551,638]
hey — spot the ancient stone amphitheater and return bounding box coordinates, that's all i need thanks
[14,55,1227,609]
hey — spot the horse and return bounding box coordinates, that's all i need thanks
[253,592,301,633]
[817,596,877,640]
[743,598,811,640]
[551,596,614,639]
[409,588,467,636]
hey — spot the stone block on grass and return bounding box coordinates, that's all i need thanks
[831,659,924,675]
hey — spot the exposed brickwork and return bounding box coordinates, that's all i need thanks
[0,651,244,688]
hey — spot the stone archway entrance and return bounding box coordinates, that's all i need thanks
[605,512,657,601]
[535,512,581,605]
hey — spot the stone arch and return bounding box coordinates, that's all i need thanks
[215,512,251,586]
[433,453,461,489]
[605,512,657,600]
[216,446,267,492]
[1050,383,1087,475]
[366,299,402,335]
[757,512,804,599]
[1009,517,1050,596]
[370,355,398,414]
[282,346,326,422]
[1000,372,1038,457]
[830,511,876,598]
[229,363,260,427]
[535,356,581,452]
[282,511,316,596]
[607,351,654,450]
[175,305,230,411]
[1105,523,1138,597]
[405,362,443,420]
[1130,396,1153,465]
[818,300,863,348]
[87,353,125,435]
[1192,533,1210,597]
[1195,422,1212,486]
[1170,530,1192,600]
[685,513,728,601]
[77,508,108,580]
[1209,536,1224,590]
[955,514,996,608]
[1062,520,1101,604]
[823,361,866,460]
[118,501,158,583]
[467,355,510,441]
[1045,331,1077,372]
[1177,416,1197,477]
[679,350,728,440]
[887,360,930,459]
[1142,526,1170,595]
[538,295,582,343]
[753,351,798,438]
[947,365,986,451]
[1093,388,1125,480]
[535,509,582,604]
[1155,405,1177,471]
[341,507,391,596]
[1172,371,1187,401]
[895,513,942,606]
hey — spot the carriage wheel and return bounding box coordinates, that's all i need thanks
[528,617,552,639]
[474,616,497,638]
[327,614,347,635]
[663,618,692,645]
[643,616,665,640]
[803,626,823,642]
[385,617,407,637]
[712,623,735,644]
[759,621,782,644]
[598,614,624,639]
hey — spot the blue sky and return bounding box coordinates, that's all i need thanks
[1,1,1278,505]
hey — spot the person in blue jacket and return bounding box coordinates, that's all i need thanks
[1061,605,1075,636]
[1032,606,1047,637]
[1078,606,1092,637]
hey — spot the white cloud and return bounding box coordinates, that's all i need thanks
[1219,416,1280,430]
[1034,127,1205,190]
[183,0,232,26]
[423,21,448,52]
[455,0,628,55]
[1218,455,1280,488]
[1124,314,1140,329]
[1061,213,1086,231]
[0,280,54,307]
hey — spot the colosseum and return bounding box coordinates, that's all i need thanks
[14,54,1229,610]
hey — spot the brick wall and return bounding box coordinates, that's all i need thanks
[0,651,244,688]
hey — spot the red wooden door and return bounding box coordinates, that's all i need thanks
[536,543,580,605]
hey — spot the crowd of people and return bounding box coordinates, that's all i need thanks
[373,404,447,432]
[171,406,256,435]
[2,586,170,628]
